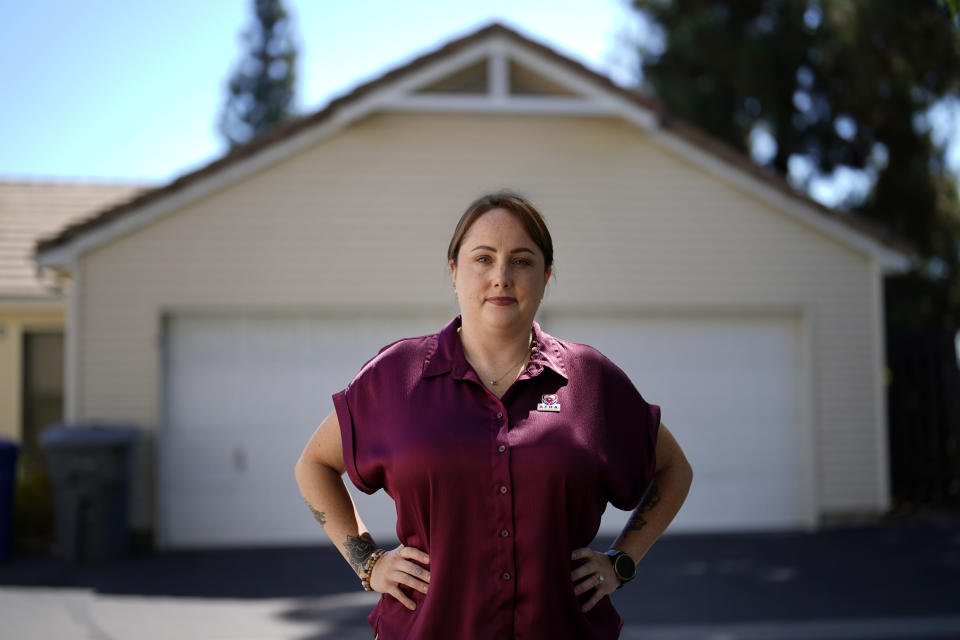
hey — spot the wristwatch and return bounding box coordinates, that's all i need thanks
[604,550,637,588]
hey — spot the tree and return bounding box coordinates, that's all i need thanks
[629,0,960,329]
[219,0,298,148]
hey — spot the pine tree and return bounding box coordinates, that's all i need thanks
[630,0,960,329]
[219,0,298,148]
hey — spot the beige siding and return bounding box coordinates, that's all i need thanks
[76,113,885,528]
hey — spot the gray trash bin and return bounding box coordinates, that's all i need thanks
[42,425,138,563]
[0,439,19,562]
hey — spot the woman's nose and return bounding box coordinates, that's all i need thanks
[493,262,512,287]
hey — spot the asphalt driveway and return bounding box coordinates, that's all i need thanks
[1,513,959,639]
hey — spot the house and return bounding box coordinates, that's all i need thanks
[34,23,912,549]
[0,181,144,467]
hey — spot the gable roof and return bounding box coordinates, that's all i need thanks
[2,180,144,301]
[34,21,913,273]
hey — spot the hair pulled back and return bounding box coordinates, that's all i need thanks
[447,191,553,272]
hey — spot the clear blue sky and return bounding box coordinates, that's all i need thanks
[2,0,957,204]
[1,0,638,185]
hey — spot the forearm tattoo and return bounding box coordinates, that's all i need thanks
[305,500,327,526]
[640,483,661,513]
[345,532,377,575]
[626,482,660,532]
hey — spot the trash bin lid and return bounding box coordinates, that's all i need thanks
[41,425,139,448]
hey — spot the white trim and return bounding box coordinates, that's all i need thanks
[156,312,171,550]
[64,261,79,421]
[797,304,819,530]
[379,40,492,101]
[35,27,911,274]
[871,258,892,512]
[489,40,508,101]
[387,94,614,115]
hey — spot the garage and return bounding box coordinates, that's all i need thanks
[545,312,812,533]
[159,312,440,548]
[35,23,909,543]
[162,309,809,546]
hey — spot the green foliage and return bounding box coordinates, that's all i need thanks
[632,0,960,329]
[942,0,959,24]
[219,0,299,148]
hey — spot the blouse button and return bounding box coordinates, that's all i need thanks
[502,572,511,581]
[498,445,506,453]
[499,485,508,494]
[496,412,503,419]
[500,528,510,537]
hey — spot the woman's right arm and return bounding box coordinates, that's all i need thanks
[294,410,430,609]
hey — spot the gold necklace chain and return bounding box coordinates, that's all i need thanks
[459,327,533,386]
[486,352,530,386]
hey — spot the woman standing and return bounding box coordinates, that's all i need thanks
[295,191,692,639]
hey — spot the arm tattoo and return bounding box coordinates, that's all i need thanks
[305,500,326,526]
[625,483,660,532]
[345,532,377,575]
[639,483,661,513]
[626,512,648,532]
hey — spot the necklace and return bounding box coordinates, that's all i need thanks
[486,353,529,386]
[458,327,533,386]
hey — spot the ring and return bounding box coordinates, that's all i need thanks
[414,568,423,577]
[596,574,604,583]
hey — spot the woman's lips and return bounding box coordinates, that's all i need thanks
[486,297,517,306]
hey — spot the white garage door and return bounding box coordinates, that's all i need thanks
[160,312,443,549]
[544,312,812,533]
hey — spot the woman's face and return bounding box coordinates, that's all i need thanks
[449,208,551,334]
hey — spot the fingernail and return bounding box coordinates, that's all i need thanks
[423,555,430,563]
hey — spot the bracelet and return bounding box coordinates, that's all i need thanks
[360,548,387,591]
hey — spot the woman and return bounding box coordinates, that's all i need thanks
[295,191,693,639]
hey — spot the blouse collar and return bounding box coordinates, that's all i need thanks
[422,315,568,381]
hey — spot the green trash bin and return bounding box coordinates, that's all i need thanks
[42,425,138,563]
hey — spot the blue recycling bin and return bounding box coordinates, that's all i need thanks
[0,439,19,562]
[42,425,138,563]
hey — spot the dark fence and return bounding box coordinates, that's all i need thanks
[886,328,960,508]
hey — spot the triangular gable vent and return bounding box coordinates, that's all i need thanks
[388,32,624,116]
[414,56,579,98]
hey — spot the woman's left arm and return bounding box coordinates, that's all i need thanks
[571,423,693,612]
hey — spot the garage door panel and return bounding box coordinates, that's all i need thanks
[549,313,805,533]
[161,312,439,549]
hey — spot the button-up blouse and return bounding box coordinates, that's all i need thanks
[333,316,660,640]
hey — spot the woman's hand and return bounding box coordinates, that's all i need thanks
[570,548,619,612]
[369,544,431,611]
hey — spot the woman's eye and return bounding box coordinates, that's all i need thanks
[513,258,532,266]
[476,256,491,264]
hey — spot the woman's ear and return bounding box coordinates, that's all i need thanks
[545,266,552,284]
[449,259,457,288]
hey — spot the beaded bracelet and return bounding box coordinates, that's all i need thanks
[360,548,387,591]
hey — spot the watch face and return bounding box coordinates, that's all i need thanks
[615,554,637,581]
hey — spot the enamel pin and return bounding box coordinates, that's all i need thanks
[537,394,561,412]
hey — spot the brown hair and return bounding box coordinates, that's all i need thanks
[447,191,554,272]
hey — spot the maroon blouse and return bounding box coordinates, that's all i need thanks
[333,316,660,640]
